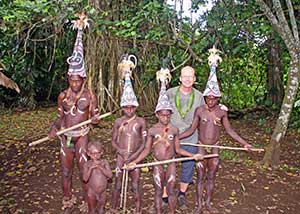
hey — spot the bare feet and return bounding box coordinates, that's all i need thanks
[204,203,218,213]
[133,208,142,214]
[79,201,88,213]
[109,208,120,214]
[193,206,203,214]
[62,195,77,211]
[61,195,77,214]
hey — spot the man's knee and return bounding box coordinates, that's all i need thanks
[132,181,140,193]
[207,170,216,182]
[62,167,72,180]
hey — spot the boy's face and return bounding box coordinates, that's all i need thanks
[68,75,84,93]
[157,110,171,126]
[122,105,137,117]
[205,95,219,108]
[88,145,102,161]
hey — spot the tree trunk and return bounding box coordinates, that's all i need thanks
[262,56,300,167]
[266,38,284,106]
[255,0,300,167]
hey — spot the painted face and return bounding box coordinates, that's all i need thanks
[122,105,137,118]
[205,95,219,109]
[157,109,171,125]
[68,75,84,93]
[88,145,102,161]
[179,67,196,89]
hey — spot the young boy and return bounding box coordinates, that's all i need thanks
[179,47,252,214]
[110,55,147,214]
[82,141,112,214]
[127,69,202,214]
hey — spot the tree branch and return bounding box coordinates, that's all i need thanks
[285,0,299,45]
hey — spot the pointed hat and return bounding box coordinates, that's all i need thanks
[155,67,173,113]
[67,13,89,78]
[203,46,222,97]
[119,54,139,107]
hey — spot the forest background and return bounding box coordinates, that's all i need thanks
[0,0,300,168]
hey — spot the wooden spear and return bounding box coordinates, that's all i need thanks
[124,154,219,169]
[29,110,118,147]
[180,143,265,152]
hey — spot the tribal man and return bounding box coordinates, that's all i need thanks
[48,14,99,213]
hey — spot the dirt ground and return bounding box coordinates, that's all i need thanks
[0,107,300,214]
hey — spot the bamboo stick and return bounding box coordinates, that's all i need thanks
[128,154,219,169]
[29,110,119,147]
[180,143,264,152]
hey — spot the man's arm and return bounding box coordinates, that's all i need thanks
[222,111,252,148]
[48,92,65,138]
[90,91,100,124]
[99,159,113,179]
[126,119,147,163]
[179,107,200,140]
[82,161,95,182]
[111,120,124,157]
[128,129,153,167]
[174,128,202,160]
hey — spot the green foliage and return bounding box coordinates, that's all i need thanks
[220,150,240,161]
[0,0,85,107]
[0,0,297,115]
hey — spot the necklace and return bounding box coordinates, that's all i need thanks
[175,87,195,119]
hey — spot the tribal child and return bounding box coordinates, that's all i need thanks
[110,55,147,214]
[127,68,202,214]
[48,14,100,213]
[179,46,252,214]
[82,141,112,214]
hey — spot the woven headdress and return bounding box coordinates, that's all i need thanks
[67,13,89,78]
[118,54,139,107]
[203,46,222,97]
[155,58,173,113]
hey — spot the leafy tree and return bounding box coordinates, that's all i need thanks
[255,0,300,167]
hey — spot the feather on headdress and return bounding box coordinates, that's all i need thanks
[118,54,139,107]
[67,13,89,78]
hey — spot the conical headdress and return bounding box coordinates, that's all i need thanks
[118,54,139,107]
[155,64,173,113]
[203,46,222,97]
[67,13,89,78]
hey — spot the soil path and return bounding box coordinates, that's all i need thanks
[0,107,299,214]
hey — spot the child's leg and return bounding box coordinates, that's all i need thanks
[153,165,164,214]
[195,159,207,214]
[166,163,176,214]
[111,155,124,210]
[87,190,97,214]
[97,191,106,214]
[75,136,89,212]
[205,155,220,211]
[130,168,141,213]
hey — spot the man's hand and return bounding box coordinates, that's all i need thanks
[123,162,136,170]
[118,149,130,159]
[244,143,253,151]
[91,114,100,124]
[193,154,204,161]
[48,126,57,139]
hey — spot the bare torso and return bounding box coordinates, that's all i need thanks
[60,88,91,128]
[114,116,145,155]
[84,160,108,194]
[196,105,225,145]
[149,124,177,161]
